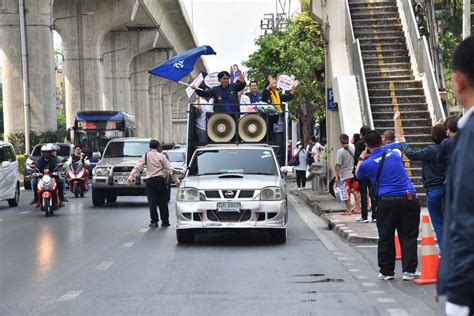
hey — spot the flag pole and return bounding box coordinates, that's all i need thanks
[178,80,203,91]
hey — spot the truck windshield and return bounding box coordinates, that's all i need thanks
[76,130,124,155]
[188,149,278,176]
[103,141,149,158]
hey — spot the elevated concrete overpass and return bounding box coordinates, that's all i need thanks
[0,0,205,142]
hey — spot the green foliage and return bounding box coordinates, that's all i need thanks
[57,111,67,142]
[16,154,26,175]
[7,131,61,155]
[243,4,325,142]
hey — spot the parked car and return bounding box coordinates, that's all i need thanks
[0,141,20,207]
[163,149,186,184]
[91,138,171,206]
[175,145,288,244]
[24,143,74,190]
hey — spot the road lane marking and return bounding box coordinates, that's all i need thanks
[0,219,4,222]
[377,298,397,303]
[348,269,361,272]
[95,261,114,270]
[58,290,83,301]
[387,309,408,316]
[356,276,369,280]
[368,290,386,295]
[122,242,135,248]
[333,252,343,255]
[337,257,350,261]
[342,262,353,266]
[138,227,149,233]
[361,282,376,287]
[288,194,337,251]
[19,211,31,214]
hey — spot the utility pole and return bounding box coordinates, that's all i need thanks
[463,0,471,39]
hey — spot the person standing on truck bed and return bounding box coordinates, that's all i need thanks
[128,139,180,228]
[193,70,246,114]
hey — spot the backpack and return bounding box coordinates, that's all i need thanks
[306,144,315,165]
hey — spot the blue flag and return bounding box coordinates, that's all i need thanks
[148,45,216,82]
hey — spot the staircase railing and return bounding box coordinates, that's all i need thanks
[400,0,446,122]
[345,0,374,130]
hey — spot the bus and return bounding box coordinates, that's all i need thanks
[68,111,136,158]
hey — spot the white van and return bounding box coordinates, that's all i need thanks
[0,141,20,207]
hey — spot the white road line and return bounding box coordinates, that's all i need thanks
[122,242,135,248]
[58,290,83,301]
[368,290,386,295]
[356,276,369,280]
[337,257,350,261]
[361,282,376,287]
[288,194,337,251]
[95,261,114,270]
[387,308,408,316]
[138,227,149,233]
[19,211,31,214]
[342,262,353,266]
[348,269,361,272]
[333,252,343,255]
[0,219,4,222]
[377,298,397,303]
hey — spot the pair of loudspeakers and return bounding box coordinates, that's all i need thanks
[207,113,268,143]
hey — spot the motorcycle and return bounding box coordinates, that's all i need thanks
[66,161,89,198]
[31,166,62,217]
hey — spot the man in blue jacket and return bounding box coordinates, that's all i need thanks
[438,36,474,316]
[194,71,246,114]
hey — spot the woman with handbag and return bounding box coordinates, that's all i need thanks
[292,140,307,190]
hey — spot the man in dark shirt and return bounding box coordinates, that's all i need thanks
[244,81,262,103]
[438,116,459,168]
[354,126,373,222]
[194,71,246,114]
[356,131,420,282]
[30,144,59,205]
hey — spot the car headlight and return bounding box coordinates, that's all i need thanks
[94,167,110,176]
[260,187,285,201]
[177,187,199,202]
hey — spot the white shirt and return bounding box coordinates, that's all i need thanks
[196,98,214,131]
[293,147,307,170]
[457,106,474,129]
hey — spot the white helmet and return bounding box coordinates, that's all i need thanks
[41,143,54,152]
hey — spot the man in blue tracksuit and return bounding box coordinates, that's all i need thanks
[438,36,474,316]
[356,130,420,281]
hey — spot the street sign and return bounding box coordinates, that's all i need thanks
[204,72,220,88]
[327,88,338,111]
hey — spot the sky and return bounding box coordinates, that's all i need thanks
[181,0,300,73]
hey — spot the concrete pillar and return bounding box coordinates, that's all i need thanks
[101,30,159,112]
[0,0,56,138]
[160,84,175,144]
[53,0,139,128]
[149,78,164,140]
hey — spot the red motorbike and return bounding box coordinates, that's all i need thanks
[31,167,61,217]
[66,161,89,198]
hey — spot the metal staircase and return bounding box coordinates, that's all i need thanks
[348,0,434,202]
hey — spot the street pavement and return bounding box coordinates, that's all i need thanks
[0,186,443,315]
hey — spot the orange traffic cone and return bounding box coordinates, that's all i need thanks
[415,214,439,285]
[395,232,402,260]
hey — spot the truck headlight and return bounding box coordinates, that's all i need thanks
[94,167,109,176]
[260,187,285,201]
[177,187,199,202]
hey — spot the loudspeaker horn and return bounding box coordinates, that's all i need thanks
[238,114,267,143]
[207,113,236,142]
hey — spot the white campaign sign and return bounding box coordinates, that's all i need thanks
[186,73,204,98]
[204,72,220,88]
[277,75,295,91]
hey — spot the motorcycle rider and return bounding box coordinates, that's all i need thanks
[30,144,62,206]
[51,144,68,203]
[67,145,90,190]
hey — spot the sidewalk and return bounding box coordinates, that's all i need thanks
[291,185,429,243]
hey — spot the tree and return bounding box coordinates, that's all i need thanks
[243,0,325,144]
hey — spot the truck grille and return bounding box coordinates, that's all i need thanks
[204,190,255,200]
[113,166,134,173]
[207,210,251,222]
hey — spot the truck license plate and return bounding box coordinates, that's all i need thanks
[217,202,241,212]
[116,176,128,185]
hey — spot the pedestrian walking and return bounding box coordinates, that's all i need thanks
[395,112,447,250]
[356,130,420,281]
[128,139,180,228]
[438,36,474,316]
[354,126,375,223]
[293,140,307,190]
[336,134,361,216]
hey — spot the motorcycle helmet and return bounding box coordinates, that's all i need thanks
[41,143,53,158]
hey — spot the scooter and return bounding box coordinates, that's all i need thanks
[31,167,61,217]
[66,161,89,198]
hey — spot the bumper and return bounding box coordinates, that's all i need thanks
[92,175,146,190]
[176,199,287,230]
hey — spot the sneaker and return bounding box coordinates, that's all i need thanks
[62,198,69,202]
[378,273,394,281]
[149,222,158,228]
[29,199,37,205]
[402,271,421,281]
[161,222,171,227]
[357,218,369,223]
[297,187,302,191]
[371,218,377,223]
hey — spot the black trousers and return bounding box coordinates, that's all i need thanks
[295,170,306,188]
[376,197,420,276]
[145,177,169,224]
[358,179,375,220]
